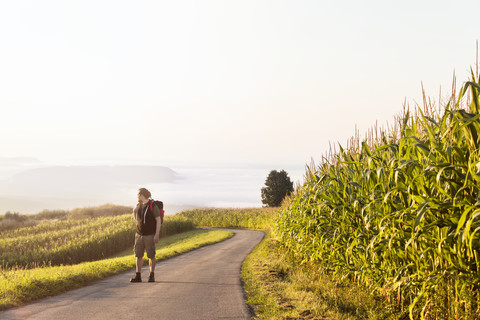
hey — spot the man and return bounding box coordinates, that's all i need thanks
[130,187,162,283]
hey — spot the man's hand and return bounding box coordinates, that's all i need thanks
[154,234,159,243]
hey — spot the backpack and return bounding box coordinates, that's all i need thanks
[149,200,165,224]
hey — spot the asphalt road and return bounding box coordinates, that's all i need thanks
[2,229,264,320]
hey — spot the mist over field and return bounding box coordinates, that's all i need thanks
[0,157,303,214]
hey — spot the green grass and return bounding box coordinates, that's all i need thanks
[242,232,396,320]
[0,229,233,311]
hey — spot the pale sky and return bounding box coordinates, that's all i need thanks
[1,0,479,167]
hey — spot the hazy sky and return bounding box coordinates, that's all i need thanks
[1,0,479,167]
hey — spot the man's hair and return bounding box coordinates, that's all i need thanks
[138,188,151,199]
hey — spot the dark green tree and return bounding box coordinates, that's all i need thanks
[261,170,294,207]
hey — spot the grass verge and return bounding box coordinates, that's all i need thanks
[0,229,233,311]
[242,232,397,320]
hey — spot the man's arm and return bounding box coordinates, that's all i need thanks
[154,216,161,243]
[133,203,141,220]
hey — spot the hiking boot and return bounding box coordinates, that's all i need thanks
[148,273,155,282]
[130,272,142,283]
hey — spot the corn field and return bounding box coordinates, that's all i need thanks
[275,73,480,319]
[1,214,194,269]
[176,208,276,230]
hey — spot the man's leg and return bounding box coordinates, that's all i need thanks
[149,257,156,273]
[136,257,143,272]
[131,234,144,282]
[145,235,156,282]
[148,257,156,282]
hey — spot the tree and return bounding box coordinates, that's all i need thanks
[261,170,294,207]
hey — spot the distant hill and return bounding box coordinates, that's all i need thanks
[0,165,179,213]
[5,165,177,187]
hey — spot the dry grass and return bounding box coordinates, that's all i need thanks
[0,204,133,232]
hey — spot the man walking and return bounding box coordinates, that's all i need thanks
[131,187,162,283]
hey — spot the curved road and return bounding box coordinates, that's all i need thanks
[2,229,264,320]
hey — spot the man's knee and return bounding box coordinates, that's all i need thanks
[146,251,156,259]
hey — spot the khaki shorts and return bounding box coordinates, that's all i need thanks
[134,234,156,259]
